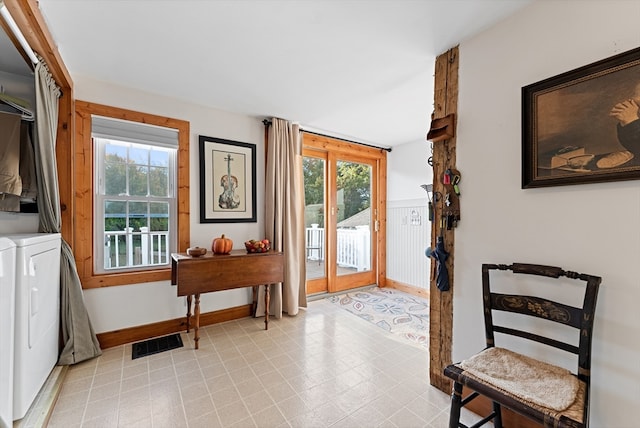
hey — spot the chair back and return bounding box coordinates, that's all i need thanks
[481,263,601,385]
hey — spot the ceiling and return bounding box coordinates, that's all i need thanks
[29,0,531,148]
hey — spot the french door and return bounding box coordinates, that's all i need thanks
[303,133,386,295]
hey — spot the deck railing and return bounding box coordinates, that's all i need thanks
[104,227,170,269]
[306,225,370,272]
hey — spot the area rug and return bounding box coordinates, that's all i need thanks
[327,287,429,349]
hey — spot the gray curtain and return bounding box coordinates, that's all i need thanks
[256,118,307,318]
[33,55,102,364]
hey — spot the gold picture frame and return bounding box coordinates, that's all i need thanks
[522,47,640,188]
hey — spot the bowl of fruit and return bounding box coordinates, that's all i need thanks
[244,239,271,253]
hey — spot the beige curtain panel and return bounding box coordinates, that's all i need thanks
[33,55,102,364]
[255,117,307,319]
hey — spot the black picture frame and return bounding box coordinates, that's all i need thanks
[522,47,640,188]
[199,135,256,223]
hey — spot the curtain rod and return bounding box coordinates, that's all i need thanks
[0,2,39,66]
[262,119,392,152]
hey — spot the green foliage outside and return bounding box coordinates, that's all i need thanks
[303,157,324,206]
[337,160,370,220]
[103,150,169,233]
[303,157,371,224]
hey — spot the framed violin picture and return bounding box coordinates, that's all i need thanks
[199,136,257,223]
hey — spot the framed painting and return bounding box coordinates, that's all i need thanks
[199,135,256,223]
[522,47,640,188]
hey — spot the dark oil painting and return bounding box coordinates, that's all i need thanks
[523,47,640,188]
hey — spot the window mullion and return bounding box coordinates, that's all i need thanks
[125,145,131,197]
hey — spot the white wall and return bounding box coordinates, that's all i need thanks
[387,140,434,288]
[72,75,265,333]
[387,140,432,205]
[453,1,640,426]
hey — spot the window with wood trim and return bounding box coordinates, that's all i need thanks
[74,101,190,288]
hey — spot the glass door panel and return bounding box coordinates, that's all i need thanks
[335,160,372,276]
[332,157,376,292]
[303,155,327,294]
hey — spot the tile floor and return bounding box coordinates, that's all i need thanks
[47,298,484,427]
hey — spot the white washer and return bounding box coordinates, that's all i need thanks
[4,233,61,421]
[0,238,16,428]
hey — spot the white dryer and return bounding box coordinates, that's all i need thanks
[0,238,16,428]
[4,233,61,421]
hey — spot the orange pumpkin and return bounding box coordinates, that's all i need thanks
[211,234,233,254]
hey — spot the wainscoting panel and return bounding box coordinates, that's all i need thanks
[386,204,430,290]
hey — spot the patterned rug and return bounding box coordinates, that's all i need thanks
[327,287,429,349]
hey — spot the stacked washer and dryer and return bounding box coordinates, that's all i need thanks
[0,233,61,425]
[0,238,16,428]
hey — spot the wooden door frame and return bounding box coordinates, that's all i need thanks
[302,132,387,294]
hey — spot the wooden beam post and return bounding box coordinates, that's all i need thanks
[429,46,459,392]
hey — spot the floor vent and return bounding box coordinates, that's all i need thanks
[131,333,183,359]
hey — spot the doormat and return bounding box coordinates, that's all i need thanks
[131,333,183,359]
[327,287,429,349]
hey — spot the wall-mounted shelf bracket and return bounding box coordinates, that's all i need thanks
[426,113,455,143]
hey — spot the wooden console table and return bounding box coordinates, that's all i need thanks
[171,250,284,349]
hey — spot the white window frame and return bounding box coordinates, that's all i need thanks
[92,117,178,274]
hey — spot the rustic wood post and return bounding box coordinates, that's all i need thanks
[429,46,458,392]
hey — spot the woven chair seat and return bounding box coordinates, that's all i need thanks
[459,347,578,410]
[446,347,586,426]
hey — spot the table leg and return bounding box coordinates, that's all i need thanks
[186,295,192,332]
[194,293,201,349]
[264,284,270,330]
[252,286,258,316]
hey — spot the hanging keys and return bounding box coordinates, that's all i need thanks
[452,174,461,196]
[443,169,451,184]
[439,167,462,231]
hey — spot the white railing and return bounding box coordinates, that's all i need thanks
[305,225,371,272]
[337,226,370,271]
[306,225,325,261]
[104,227,170,269]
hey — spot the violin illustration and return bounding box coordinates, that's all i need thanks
[218,153,240,209]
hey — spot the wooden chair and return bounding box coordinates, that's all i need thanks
[444,263,601,428]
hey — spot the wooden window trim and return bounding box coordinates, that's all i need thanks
[74,101,190,288]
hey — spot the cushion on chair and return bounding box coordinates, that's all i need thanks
[458,347,579,411]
